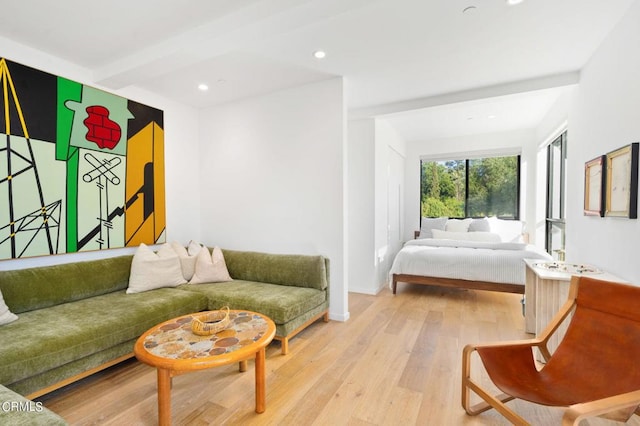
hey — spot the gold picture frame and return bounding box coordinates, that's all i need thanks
[584,155,605,216]
[605,142,639,219]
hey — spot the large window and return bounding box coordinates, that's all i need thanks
[546,132,567,259]
[421,155,520,219]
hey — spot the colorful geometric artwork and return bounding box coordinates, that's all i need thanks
[0,58,166,260]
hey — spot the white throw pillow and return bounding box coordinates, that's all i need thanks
[170,241,197,281]
[432,229,502,242]
[187,240,205,256]
[0,290,18,325]
[189,246,233,284]
[445,218,473,232]
[127,243,186,294]
[487,216,525,243]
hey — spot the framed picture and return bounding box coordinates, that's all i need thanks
[605,142,639,219]
[584,155,606,216]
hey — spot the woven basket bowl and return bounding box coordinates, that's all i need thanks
[191,306,230,336]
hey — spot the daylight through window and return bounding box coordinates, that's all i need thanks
[420,155,520,219]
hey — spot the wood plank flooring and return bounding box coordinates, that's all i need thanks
[36,285,640,425]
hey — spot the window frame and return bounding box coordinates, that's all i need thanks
[420,154,521,220]
[545,131,567,258]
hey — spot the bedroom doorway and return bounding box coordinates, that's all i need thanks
[545,131,567,260]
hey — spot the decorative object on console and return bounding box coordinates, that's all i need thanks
[584,155,606,217]
[605,142,639,218]
[532,261,602,275]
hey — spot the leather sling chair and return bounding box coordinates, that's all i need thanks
[462,275,640,425]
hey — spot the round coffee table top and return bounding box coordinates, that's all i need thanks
[134,310,275,371]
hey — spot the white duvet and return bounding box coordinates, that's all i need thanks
[389,238,552,286]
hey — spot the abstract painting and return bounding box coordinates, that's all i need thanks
[0,58,165,260]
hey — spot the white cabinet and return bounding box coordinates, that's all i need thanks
[524,259,624,362]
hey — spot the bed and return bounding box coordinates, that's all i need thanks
[389,217,553,295]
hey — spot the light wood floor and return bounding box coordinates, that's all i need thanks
[37,285,640,425]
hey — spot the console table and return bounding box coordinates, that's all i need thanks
[524,259,624,362]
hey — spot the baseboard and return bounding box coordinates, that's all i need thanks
[329,310,350,322]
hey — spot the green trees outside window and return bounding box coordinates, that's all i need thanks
[421,156,520,219]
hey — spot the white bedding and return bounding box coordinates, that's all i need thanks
[390,238,552,287]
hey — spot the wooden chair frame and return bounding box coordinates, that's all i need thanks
[462,276,640,425]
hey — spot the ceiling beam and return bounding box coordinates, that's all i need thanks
[94,0,378,90]
[349,71,580,120]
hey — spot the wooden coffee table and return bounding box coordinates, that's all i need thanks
[134,310,276,426]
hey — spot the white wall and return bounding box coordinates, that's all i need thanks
[198,78,349,321]
[566,0,640,282]
[405,129,538,242]
[347,119,376,294]
[345,118,407,295]
[0,38,202,270]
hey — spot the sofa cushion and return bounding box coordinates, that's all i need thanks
[221,250,328,291]
[0,288,207,386]
[126,243,186,293]
[189,246,232,284]
[178,280,326,325]
[0,255,134,314]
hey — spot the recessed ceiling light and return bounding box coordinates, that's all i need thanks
[313,50,326,59]
[198,83,209,91]
[506,0,524,5]
[488,115,497,119]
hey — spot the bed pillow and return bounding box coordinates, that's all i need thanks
[487,216,525,243]
[170,241,197,281]
[469,217,490,232]
[419,216,448,239]
[127,243,186,294]
[0,290,18,325]
[445,218,474,232]
[189,246,233,284]
[432,229,502,242]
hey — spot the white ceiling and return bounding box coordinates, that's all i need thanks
[0,0,636,141]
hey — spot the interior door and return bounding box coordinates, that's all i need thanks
[387,147,405,262]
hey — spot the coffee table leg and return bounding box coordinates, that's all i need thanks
[157,368,172,426]
[255,347,266,413]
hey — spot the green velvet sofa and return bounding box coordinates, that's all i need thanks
[0,383,67,425]
[0,248,329,420]
[182,249,330,355]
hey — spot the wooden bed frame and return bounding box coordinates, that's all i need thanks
[390,229,526,295]
[391,273,525,295]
